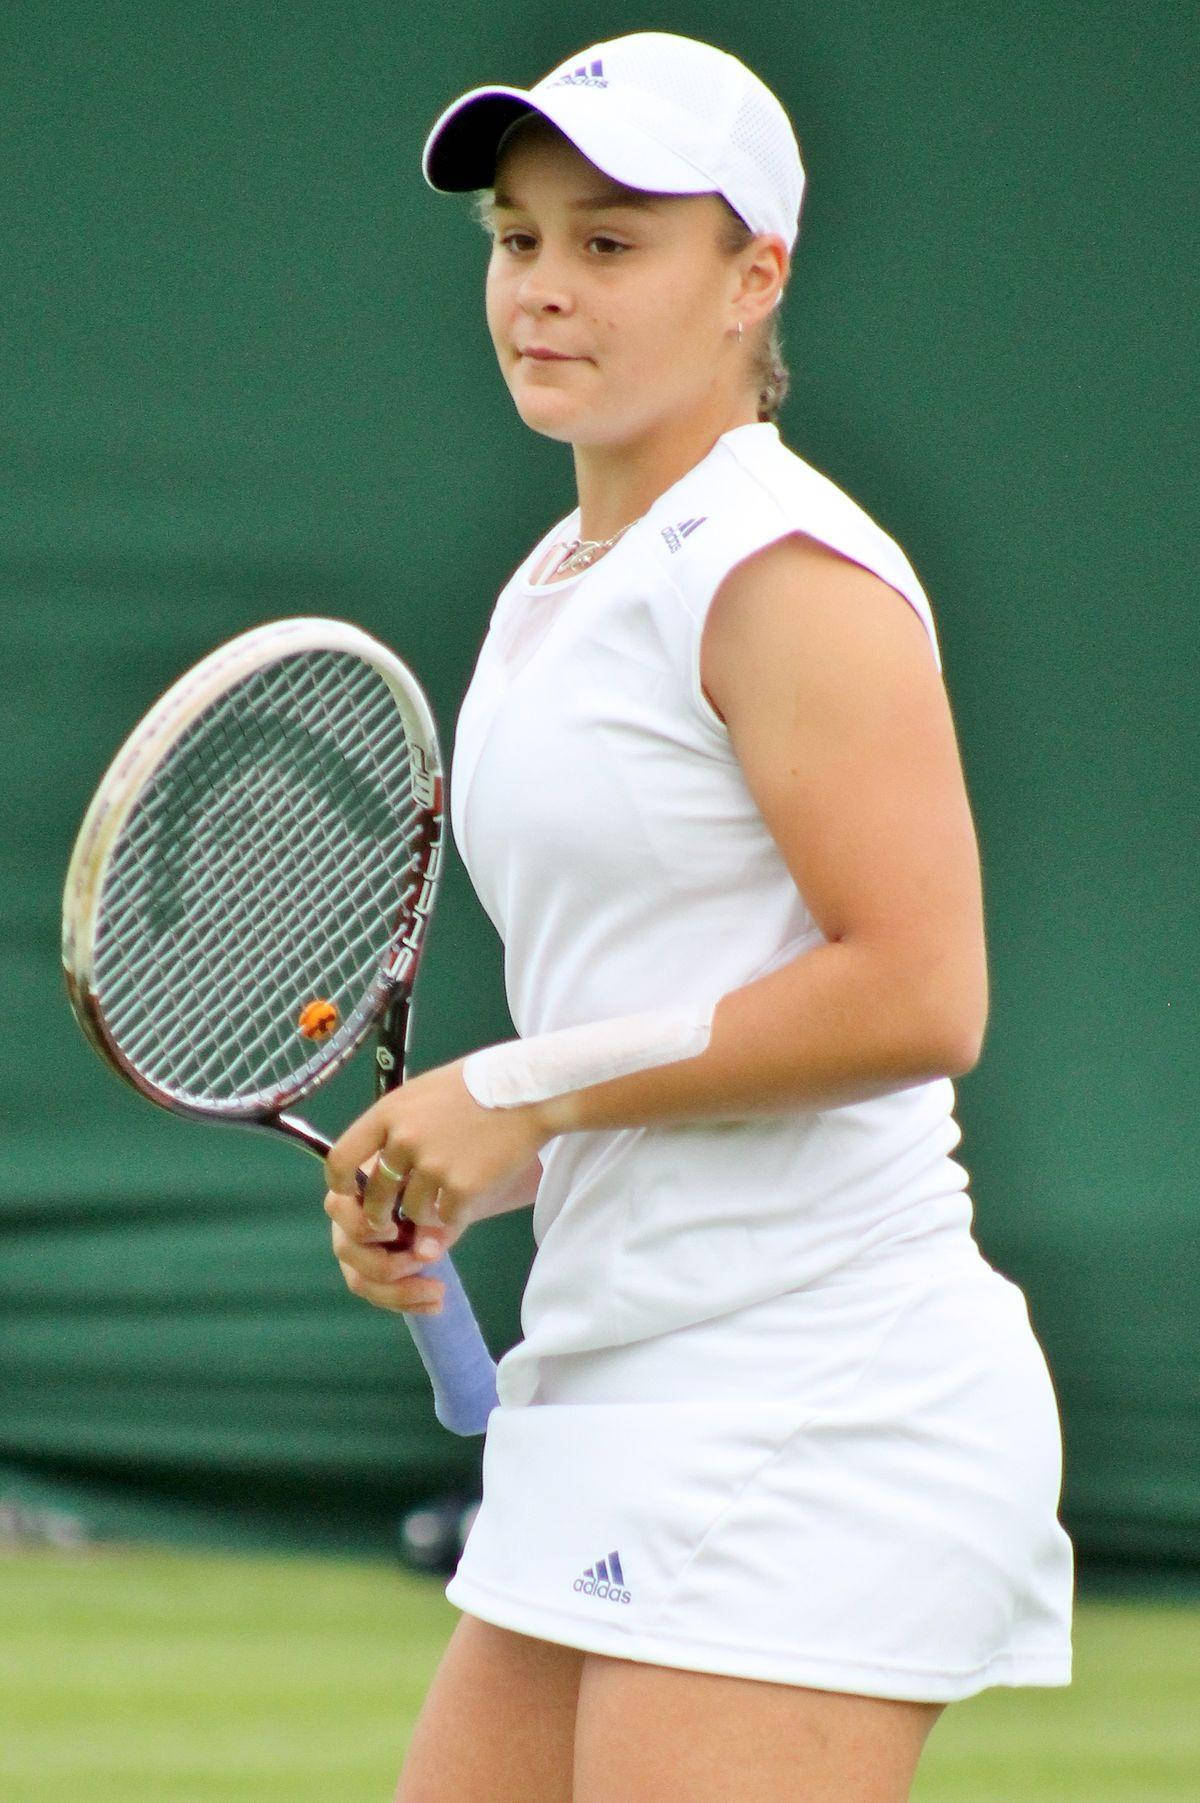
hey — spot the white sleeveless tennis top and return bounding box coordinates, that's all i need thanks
[452,423,976,1409]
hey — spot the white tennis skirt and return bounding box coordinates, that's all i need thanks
[446,1243,1074,1702]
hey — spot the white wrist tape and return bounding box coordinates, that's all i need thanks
[461,1007,714,1110]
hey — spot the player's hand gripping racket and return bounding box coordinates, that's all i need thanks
[61,617,498,1435]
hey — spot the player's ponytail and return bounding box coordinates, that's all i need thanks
[717,203,791,423]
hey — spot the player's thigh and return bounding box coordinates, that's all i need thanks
[395,1614,584,1803]
[573,1655,943,1803]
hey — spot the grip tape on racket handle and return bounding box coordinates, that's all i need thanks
[406,1255,499,1435]
[278,1120,499,1437]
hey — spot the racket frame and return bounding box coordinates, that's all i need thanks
[61,617,498,1436]
[62,616,442,1126]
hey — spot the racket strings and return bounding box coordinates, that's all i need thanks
[101,663,419,1099]
[92,651,434,1109]
[99,686,377,1093]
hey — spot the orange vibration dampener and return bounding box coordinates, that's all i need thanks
[297,998,339,1041]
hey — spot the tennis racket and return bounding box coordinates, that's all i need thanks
[61,616,498,1436]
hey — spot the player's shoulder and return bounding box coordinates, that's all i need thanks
[645,425,792,571]
[653,424,940,668]
[648,426,899,588]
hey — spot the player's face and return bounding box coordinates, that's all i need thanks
[484,122,748,447]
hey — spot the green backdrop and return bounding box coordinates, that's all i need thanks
[1,2,1195,1565]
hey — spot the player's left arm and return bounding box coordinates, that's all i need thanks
[538,531,988,1130]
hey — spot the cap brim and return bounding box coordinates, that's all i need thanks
[422,84,718,200]
[422,87,539,191]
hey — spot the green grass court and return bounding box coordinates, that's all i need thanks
[1,1549,1195,1801]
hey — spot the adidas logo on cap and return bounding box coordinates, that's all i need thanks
[573,1548,631,1604]
[551,58,608,88]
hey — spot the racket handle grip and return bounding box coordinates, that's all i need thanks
[406,1255,499,1435]
[273,1114,498,1435]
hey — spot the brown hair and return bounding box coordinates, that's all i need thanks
[715,202,790,423]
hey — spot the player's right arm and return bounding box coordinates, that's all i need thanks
[324,1154,541,1315]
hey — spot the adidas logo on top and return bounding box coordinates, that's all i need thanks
[574,1548,631,1604]
[661,516,707,555]
[551,58,608,88]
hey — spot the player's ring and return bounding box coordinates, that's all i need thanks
[377,1155,407,1184]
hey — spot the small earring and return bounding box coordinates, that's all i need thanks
[736,320,744,342]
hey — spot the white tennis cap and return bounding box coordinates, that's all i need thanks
[422,32,805,252]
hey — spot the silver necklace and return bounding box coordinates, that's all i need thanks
[552,517,639,578]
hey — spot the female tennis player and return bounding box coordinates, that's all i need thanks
[324,32,1073,1802]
